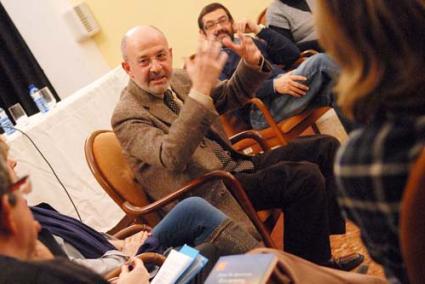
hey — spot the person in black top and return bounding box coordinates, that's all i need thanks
[0,154,147,284]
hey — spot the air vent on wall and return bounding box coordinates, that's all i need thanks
[64,2,100,42]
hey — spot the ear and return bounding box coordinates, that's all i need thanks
[0,195,16,236]
[121,61,132,77]
[199,29,207,39]
[169,48,173,60]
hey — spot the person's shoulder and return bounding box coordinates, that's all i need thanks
[0,256,107,284]
[112,80,145,121]
[267,0,289,17]
[36,258,108,284]
[267,0,285,11]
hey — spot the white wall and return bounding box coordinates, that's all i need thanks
[1,0,110,99]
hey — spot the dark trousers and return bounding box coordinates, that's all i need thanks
[235,135,344,263]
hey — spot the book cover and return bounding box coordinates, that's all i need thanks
[176,245,208,284]
[150,249,193,284]
[150,245,208,284]
[205,253,277,284]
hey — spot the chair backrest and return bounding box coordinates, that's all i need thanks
[85,130,160,226]
[400,147,425,284]
[257,8,267,25]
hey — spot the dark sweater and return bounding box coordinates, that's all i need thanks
[0,255,108,284]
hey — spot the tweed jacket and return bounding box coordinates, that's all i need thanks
[112,61,270,236]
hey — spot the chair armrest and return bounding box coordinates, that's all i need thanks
[104,252,166,280]
[300,49,319,58]
[400,148,425,284]
[229,130,270,152]
[122,170,276,248]
[289,49,319,69]
[247,98,287,145]
[112,224,152,240]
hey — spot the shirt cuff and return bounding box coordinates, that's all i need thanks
[188,89,215,110]
[243,55,265,71]
[256,24,266,35]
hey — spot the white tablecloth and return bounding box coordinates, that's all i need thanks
[6,67,129,232]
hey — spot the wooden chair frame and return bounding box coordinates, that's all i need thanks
[85,130,276,248]
[400,148,425,284]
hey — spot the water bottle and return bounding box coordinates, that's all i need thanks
[0,108,15,135]
[28,84,49,113]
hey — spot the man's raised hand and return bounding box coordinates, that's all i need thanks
[233,19,261,34]
[185,38,228,96]
[222,33,262,68]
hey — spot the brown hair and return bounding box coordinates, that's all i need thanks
[198,3,234,30]
[315,0,425,122]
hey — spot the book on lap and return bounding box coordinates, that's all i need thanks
[151,244,208,284]
[205,253,278,284]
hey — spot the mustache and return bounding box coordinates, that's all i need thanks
[214,29,232,38]
[148,72,166,81]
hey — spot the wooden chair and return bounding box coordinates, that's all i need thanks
[222,101,330,153]
[400,147,425,284]
[217,8,330,153]
[105,251,166,280]
[85,130,277,248]
[219,27,328,152]
[100,223,166,280]
[257,7,267,25]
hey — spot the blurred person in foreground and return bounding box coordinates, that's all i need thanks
[315,0,425,283]
[0,136,259,282]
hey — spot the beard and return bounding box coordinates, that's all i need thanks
[214,28,234,42]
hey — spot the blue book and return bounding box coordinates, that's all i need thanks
[151,244,208,284]
[205,253,277,284]
[176,245,208,284]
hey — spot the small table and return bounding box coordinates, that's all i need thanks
[6,68,128,232]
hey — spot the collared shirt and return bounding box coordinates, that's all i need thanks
[53,235,128,275]
[334,112,425,284]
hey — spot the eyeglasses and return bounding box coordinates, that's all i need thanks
[8,175,31,195]
[204,16,230,31]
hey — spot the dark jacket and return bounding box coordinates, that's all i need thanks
[0,256,107,284]
[220,27,300,125]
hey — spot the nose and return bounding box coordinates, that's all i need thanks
[7,159,17,169]
[34,220,41,233]
[150,59,162,73]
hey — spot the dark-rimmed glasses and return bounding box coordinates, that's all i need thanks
[204,16,230,31]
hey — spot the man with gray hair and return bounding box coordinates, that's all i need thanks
[111,25,362,269]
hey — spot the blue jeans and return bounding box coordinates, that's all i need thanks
[250,53,340,129]
[151,197,227,248]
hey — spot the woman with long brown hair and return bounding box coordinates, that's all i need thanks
[315,1,425,283]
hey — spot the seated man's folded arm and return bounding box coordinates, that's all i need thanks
[257,27,300,66]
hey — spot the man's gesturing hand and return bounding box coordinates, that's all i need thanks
[233,19,261,34]
[222,33,262,68]
[185,38,228,96]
